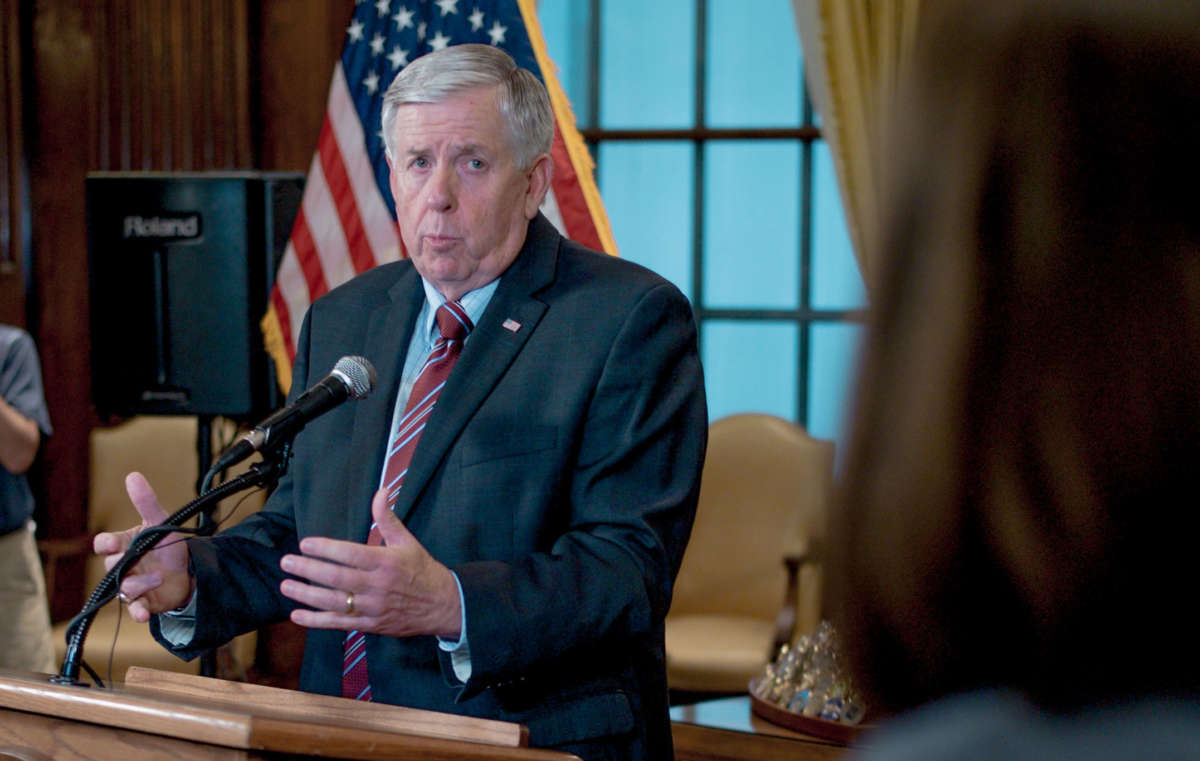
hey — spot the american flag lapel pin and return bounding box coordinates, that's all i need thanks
[502,318,522,333]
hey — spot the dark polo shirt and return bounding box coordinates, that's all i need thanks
[0,325,52,535]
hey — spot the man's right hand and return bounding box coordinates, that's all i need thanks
[92,472,195,623]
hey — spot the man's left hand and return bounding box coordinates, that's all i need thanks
[279,488,463,639]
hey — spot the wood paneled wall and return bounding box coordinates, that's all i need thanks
[9,0,352,620]
[1,0,28,327]
[89,0,254,171]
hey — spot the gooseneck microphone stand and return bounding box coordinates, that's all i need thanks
[51,447,290,687]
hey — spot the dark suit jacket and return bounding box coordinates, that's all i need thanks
[155,214,707,758]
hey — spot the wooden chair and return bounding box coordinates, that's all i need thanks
[665,413,834,701]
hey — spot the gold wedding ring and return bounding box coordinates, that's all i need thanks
[117,591,131,604]
[344,591,356,616]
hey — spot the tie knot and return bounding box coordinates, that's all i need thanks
[435,301,473,343]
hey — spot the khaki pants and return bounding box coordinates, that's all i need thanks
[0,520,56,673]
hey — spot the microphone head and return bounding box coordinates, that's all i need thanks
[331,356,377,399]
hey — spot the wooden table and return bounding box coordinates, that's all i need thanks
[671,696,852,761]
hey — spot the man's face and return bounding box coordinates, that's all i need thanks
[387,85,549,301]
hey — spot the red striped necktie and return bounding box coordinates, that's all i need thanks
[341,300,473,701]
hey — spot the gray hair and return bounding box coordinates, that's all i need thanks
[381,44,554,171]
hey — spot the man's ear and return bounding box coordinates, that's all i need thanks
[524,153,554,219]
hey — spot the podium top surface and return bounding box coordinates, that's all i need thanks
[0,668,581,761]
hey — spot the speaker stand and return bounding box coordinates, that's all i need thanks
[195,414,217,678]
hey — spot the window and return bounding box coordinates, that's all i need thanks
[539,0,865,449]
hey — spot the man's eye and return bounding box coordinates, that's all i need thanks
[467,159,485,170]
[412,157,429,169]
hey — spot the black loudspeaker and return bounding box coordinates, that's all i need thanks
[87,172,304,419]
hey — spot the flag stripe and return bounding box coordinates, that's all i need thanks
[269,287,295,361]
[300,160,359,290]
[548,124,602,251]
[317,116,378,275]
[289,208,330,303]
[327,64,402,265]
[540,186,566,236]
[275,241,310,353]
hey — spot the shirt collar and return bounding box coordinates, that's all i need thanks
[419,277,500,342]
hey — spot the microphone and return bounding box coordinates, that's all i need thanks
[209,355,377,475]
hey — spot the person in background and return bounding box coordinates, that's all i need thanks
[829,1,1200,758]
[95,43,706,761]
[0,324,56,673]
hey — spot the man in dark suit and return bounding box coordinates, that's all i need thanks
[96,44,706,760]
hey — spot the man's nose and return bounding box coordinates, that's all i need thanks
[425,164,455,211]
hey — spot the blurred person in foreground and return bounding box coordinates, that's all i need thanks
[94,44,706,760]
[0,324,55,673]
[830,1,1200,758]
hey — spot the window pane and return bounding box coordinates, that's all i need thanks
[598,142,695,299]
[536,0,593,126]
[702,320,798,422]
[703,141,799,309]
[706,0,801,127]
[811,142,867,309]
[600,0,696,128]
[807,321,863,453]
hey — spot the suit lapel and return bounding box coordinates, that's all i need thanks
[342,267,424,542]
[392,215,560,524]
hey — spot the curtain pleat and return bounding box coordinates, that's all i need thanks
[792,0,925,293]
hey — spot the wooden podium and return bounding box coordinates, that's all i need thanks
[0,667,582,760]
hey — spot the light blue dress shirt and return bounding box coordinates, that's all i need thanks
[388,277,499,682]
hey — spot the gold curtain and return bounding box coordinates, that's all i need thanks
[791,0,925,292]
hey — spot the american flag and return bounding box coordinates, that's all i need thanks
[261,0,616,393]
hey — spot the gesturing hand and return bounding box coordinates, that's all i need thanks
[280,488,463,640]
[91,472,196,623]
